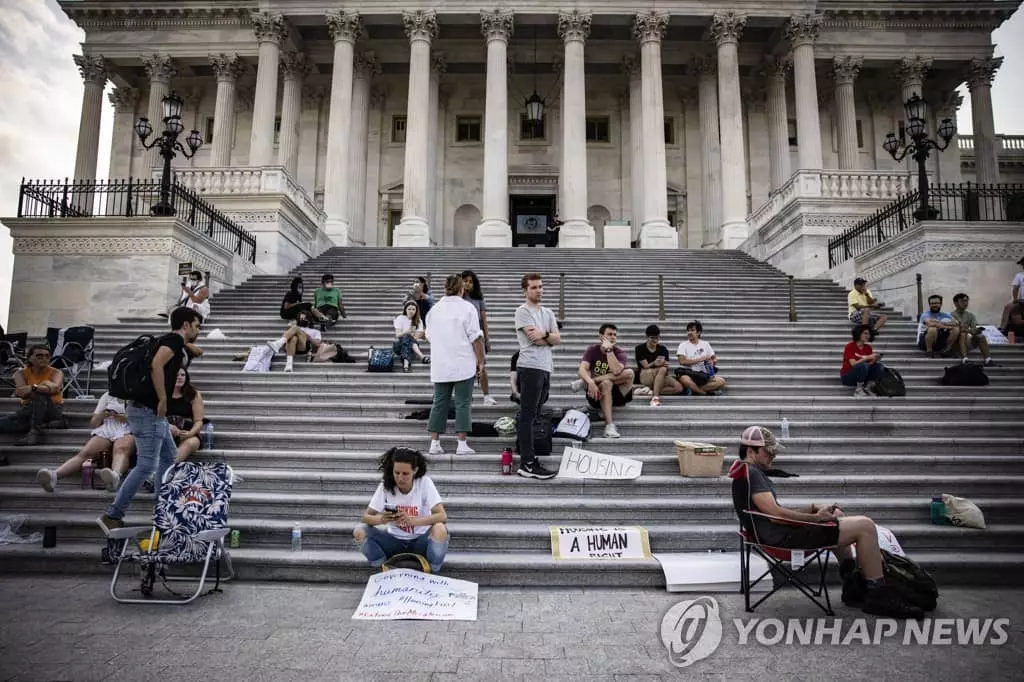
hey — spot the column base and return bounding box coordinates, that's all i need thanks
[639,220,678,249]
[475,219,512,247]
[720,220,749,250]
[393,217,432,247]
[558,219,595,248]
[325,218,351,247]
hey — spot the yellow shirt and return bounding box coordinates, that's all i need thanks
[21,366,63,405]
[848,289,873,316]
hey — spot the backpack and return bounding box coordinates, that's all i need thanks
[553,408,591,441]
[842,550,939,612]
[107,335,159,401]
[873,366,906,397]
[381,553,431,573]
[941,363,989,386]
[367,348,394,372]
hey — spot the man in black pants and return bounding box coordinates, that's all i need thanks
[513,273,560,480]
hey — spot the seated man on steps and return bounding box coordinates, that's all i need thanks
[917,294,960,358]
[635,324,683,407]
[951,293,993,366]
[313,273,346,328]
[847,277,888,337]
[0,344,66,449]
[572,323,634,439]
[675,320,727,395]
[729,425,922,619]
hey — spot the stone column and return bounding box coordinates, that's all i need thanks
[71,55,108,182]
[786,14,824,171]
[897,56,931,102]
[142,54,175,171]
[249,12,288,167]
[633,11,675,248]
[967,56,1002,186]
[623,55,644,239]
[348,52,378,245]
[298,85,325,193]
[710,11,748,249]
[324,10,362,244]
[476,10,514,246]
[832,56,863,170]
[278,52,309,176]
[693,55,721,248]
[208,54,246,167]
[427,54,445,244]
[935,89,964,184]
[394,10,438,247]
[557,10,594,246]
[107,87,139,179]
[763,56,791,191]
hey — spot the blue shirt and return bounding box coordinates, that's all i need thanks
[917,311,954,338]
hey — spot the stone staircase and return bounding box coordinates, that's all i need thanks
[2,247,1022,586]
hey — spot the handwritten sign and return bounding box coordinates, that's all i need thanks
[550,526,651,560]
[352,569,478,621]
[557,445,643,480]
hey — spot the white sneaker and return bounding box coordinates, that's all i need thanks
[455,441,476,455]
[97,468,121,492]
[267,337,287,353]
[482,395,498,406]
[428,440,445,455]
[569,379,584,393]
[36,468,56,493]
[853,386,869,397]
[604,423,621,439]
[284,358,294,373]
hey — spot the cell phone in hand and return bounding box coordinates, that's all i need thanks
[384,505,397,514]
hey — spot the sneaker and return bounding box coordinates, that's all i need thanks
[267,337,287,354]
[45,419,69,430]
[97,468,121,492]
[455,441,476,455]
[650,397,662,407]
[569,379,584,393]
[984,357,995,367]
[284,358,294,373]
[428,440,445,455]
[604,423,621,439]
[517,460,557,480]
[482,395,498,407]
[96,514,124,536]
[36,468,56,493]
[861,585,924,619]
[853,386,869,397]
[422,355,431,365]
[15,430,40,447]
[142,479,155,494]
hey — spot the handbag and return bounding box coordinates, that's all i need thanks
[367,348,395,373]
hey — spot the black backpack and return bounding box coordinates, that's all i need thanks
[843,550,938,612]
[532,414,553,456]
[107,335,159,401]
[941,363,989,386]
[873,366,907,397]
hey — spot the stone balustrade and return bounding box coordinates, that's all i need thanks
[959,134,1024,154]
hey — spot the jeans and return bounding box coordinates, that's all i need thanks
[516,367,550,466]
[427,376,474,434]
[841,362,884,387]
[106,404,177,520]
[0,392,63,434]
[358,524,449,573]
[393,335,416,363]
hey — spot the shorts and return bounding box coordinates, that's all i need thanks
[849,310,880,326]
[675,367,710,386]
[587,384,634,409]
[917,329,952,351]
[752,519,840,550]
[639,367,668,386]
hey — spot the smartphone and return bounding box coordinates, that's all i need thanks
[384,505,397,514]
[181,277,188,286]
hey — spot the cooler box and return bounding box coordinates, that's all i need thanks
[674,440,725,477]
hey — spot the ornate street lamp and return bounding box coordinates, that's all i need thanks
[135,91,202,216]
[882,93,956,220]
[524,26,545,127]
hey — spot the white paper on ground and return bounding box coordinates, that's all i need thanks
[557,445,643,480]
[352,569,478,621]
[654,552,771,593]
[206,328,228,340]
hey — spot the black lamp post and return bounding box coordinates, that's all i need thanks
[135,92,202,216]
[882,93,956,220]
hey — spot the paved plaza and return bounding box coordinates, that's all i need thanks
[0,576,1021,682]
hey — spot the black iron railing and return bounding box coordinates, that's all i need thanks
[828,182,1024,268]
[17,178,257,264]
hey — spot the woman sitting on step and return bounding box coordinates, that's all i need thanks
[393,300,430,373]
[353,447,449,574]
[840,325,886,397]
[167,368,206,462]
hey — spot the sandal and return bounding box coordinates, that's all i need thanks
[422,355,431,364]
[650,397,661,407]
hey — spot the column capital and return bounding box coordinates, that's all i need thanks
[234,86,254,113]
[967,56,1003,91]
[302,84,327,108]
[864,85,898,111]
[108,86,139,113]
[551,54,564,75]
[327,10,363,44]
[431,52,448,76]
[742,80,767,112]
[480,9,514,42]
[691,53,717,78]
[403,10,438,43]
[557,10,591,44]
[371,85,388,108]
[762,55,791,82]
[622,54,640,79]
[933,88,964,118]
[633,11,668,45]
[142,54,176,84]
[709,12,746,47]
[281,51,312,80]
[896,55,932,87]
[785,13,823,48]
[832,56,863,86]
[182,87,204,109]
[210,53,247,82]
[73,54,108,85]
[355,51,381,79]
[251,11,288,45]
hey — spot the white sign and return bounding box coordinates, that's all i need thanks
[550,526,652,560]
[351,569,478,621]
[654,553,770,593]
[557,445,643,480]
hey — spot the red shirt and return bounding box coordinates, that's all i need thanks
[841,341,873,376]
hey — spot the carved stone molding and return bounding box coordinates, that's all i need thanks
[108,86,139,113]
[251,11,288,45]
[895,56,932,87]
[557,10,591,44]
[403,10,438,43]
[64,6,250,30]
[820,10,1013,32]
[832,56,863,86]
[480,9,514,42]
[73,54,108,85]
[431,52,447,76]
[861,238,1024,282]
[280,51,311,80]
[12,237,227,278]
[709,12,746,47]
[633,11,668,45]
[327,10,363,44]
[142,54,176,84]
[967,56,1003,91]
[786,14,823,48]
[762,55,791,82]
[210,53,247,82]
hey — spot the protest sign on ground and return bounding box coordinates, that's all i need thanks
[550,526,652,560]
[352,569,478,620]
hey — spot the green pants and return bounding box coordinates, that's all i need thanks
[427,377,474,434]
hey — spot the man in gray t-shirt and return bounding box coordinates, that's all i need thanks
[514,274,561,480]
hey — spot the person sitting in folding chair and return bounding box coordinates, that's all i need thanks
[0,345,67,450]
[46,325,96,399]
[730,425,922,619]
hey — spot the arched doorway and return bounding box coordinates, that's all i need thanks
[454,204,481,247]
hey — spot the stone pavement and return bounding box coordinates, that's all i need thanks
[0,576,1022,682]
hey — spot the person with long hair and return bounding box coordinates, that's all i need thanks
[166,368,206,462]
[393,300,429,372]
[461,270,496,406]
[841,325,885,397]
[353,447,449,573]
[409,276,435,321]
[280,276,328,324]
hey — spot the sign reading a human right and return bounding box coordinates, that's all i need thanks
[549,526,652,560]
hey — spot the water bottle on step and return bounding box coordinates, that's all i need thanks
[780,418,790,439]
[81,459,93,490]
[291,523,303,551]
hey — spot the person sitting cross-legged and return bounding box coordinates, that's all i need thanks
[0,344,66,450]
[635,324,683,407]
[675,320,727,395]
[847,277,888,338]
[393,300,429,373]
[572,323,634,439]
[313,274,346,328]
[840,325,886,397]
[353,447,449,574]
[951,293,993,366]
[730,425,923,619]
[917,294,960,358]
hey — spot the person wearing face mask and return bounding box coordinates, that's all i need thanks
[160,271,210,321]
[313,274,346,327]
[280,276,328,325]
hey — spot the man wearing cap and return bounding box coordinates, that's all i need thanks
[998,256,1024,336]
[847,278,888,336]
[729,425,922,618]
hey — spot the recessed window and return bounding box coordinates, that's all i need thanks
[897,121,906,143]
[787,118,798,147]
[856,120,864,149]
[456,116,482,143]
[204,117,215,144]
[586,116,610,143]
[391,116,407,144]
[664,117,676,145]
[520,114,546,141]
[274,116,281,144]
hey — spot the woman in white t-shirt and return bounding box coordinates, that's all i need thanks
[675,320,727,395]
[353,447,449,573]
[393,301,429,373]
[35,392,135,493]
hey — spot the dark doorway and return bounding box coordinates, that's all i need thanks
[510,195,556,247]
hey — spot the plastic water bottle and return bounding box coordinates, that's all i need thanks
[230,529,240,549]
[291,523,302,551]
[81,459,93,490]
[201,422,214,450]
[500,447,513,475]
[930,496,948,525]
[780,418,791,439]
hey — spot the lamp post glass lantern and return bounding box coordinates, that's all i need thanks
[882,93,955,221]
[135,91,202,217]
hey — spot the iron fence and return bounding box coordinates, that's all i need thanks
[828,182,1024,268]
[18,177,257,263]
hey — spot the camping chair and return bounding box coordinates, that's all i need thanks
[0,332,28,391]
[106,461,234,605]
[46,326,95,399]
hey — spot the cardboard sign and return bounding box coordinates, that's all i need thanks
[352,569,478,621]
[557,445,643,480]
[654,553,771,593]
[177,262,193,276]
[550,526,651,560]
